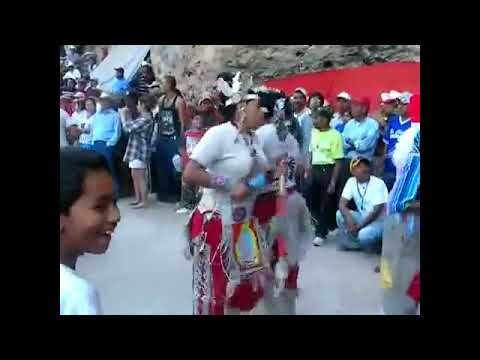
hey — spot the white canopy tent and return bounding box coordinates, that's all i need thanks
[91,45,152,93]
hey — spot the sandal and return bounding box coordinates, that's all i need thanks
[131,203,146,209]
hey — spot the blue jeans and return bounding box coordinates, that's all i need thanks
[80,143,93,151]
[151,136,180,201]
[92,141,119,197]
[336,210,383,251]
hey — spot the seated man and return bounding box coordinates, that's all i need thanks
[336,157,388,252]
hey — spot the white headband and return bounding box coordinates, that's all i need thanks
[243,94,259,101]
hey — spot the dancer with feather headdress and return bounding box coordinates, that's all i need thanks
[182,73,284,315]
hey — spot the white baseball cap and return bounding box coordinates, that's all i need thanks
[294,87,308,99]
[337,91,351,101]
[388,90,401,100]
[399,91,413,104]
[380,92,390,102]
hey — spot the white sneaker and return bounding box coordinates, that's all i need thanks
[313,237,326,247]
[176,207,190,214]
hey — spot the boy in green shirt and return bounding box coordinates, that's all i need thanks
[306,108,344,246]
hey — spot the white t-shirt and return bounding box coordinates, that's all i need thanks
[60,264,102,315]
[190,122,267,216]
[256,123,302,191]
[341,176,388,217]
[63,69,82,81]
[60,109,69,148]
[71,110,94,145]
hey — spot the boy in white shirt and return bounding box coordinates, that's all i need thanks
[336,157,387,253]
[60,148,121,315]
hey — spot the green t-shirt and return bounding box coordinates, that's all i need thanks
[309,128,344,165]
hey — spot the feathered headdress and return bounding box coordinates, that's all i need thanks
[216,72,245,106]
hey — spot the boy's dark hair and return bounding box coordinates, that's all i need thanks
[60,148,111,215]
[312,106,334,121]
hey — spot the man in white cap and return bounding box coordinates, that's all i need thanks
[63,62,81,81]
[330,91,352,133]
[292,87,313,197]
[381,91,413,190]
[380,90,401,126]
[292,87,313,161]
[197,92,223,127]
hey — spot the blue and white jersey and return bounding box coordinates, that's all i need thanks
[383,115,411,173]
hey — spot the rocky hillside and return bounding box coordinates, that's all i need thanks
[149,45,419,104]
[86,45,420,103]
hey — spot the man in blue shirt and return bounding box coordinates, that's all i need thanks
[292,87,313,162]
[111,67,130,96]
[382,92,412,190]
[292,87,313,197]
[336,97,379,201]
[330,91,352,134]
[90,96,122,196]
[342,97,380,161]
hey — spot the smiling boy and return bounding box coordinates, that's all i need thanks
[60,148,121,315]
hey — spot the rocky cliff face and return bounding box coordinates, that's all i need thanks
[84,45,420,104]
[149,45,420,103]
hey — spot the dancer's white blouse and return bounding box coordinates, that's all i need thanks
[190,122,267,215]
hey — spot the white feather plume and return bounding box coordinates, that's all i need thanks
[392,124,420,172]
[216,77,233,97]
[232,72,242,93]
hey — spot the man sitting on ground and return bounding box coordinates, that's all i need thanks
[336,157,388,252]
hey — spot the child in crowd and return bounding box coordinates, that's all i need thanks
[60,148,121,315]
[176,114,206,214]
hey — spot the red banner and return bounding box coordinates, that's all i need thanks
[262,61,420,115]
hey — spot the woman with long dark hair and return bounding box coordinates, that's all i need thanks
[183,75,277,315]
[151,76,186,202]
[122,94,156,209]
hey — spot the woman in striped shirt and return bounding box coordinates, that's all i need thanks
[122,94,156,209]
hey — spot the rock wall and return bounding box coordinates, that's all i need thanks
[84,45,420,104]
[150,45,420,104]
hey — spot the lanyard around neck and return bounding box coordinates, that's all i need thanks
[356,178,370,211]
